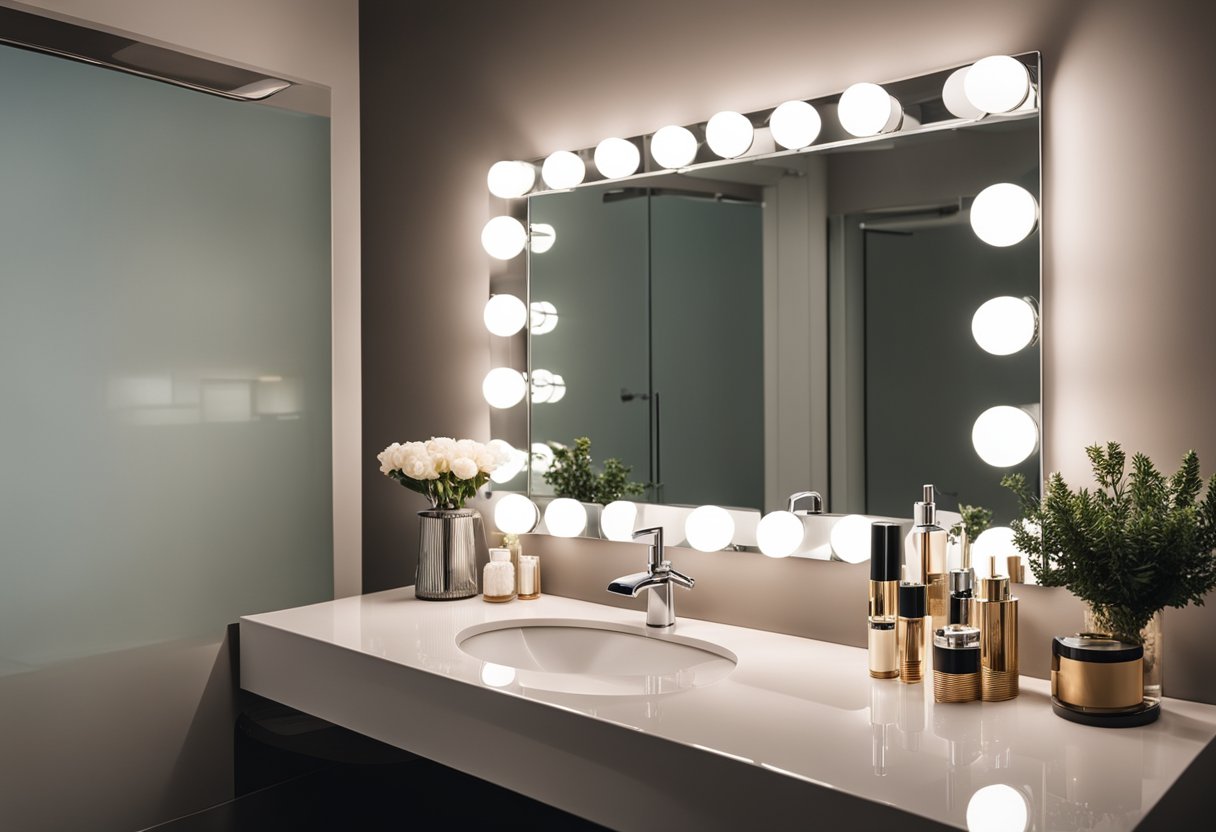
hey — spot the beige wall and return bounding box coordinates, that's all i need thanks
[0,1,359,828]
[361,0,1216,701]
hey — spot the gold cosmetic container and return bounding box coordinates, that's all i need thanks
[909,485,947,635]
[868,522,902,679]
[933,625,981,703]
[971,575,1018,701]
[897,582,927,684]
[1051,635,1158,726]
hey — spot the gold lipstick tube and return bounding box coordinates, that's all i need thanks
[897,582,927,684]
[971,575,1019,701]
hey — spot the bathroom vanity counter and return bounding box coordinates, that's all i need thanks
[241,589,1216,831]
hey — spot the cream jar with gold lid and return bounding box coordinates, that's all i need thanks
[1051,634,1160,726]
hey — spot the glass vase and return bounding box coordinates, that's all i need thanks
[1083,605,1162,705]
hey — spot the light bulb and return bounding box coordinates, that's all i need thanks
[486,161,535,198]
[494,493,538,535]
[529,301,559,335]
[545,497,588,537]
[594,137,641,179]
[530,368,564,404]
[838,83,902,137]
[600,500,638,542]
[481,215,527,260]
[541,150,585,190]
[942,66,983,119]
[482,367,526,409]
[972,405,1038,467]
[685,505,735,552]
[480,662,516,688]
[964,56,1031,115]
[705,111,754,159]
[529,222,556,254]
[487,439,526,484]
[483,294,527,337]
[769,100,822,149]
[530,442,554,473]
[650,125,698,169]
[973,527,1019,579]
[756,511,805,558]
[971,296,1038,355]
[970,183,1039,247]
[965,784,1028,832]
[547,374,566,402]
[829,514,872,564]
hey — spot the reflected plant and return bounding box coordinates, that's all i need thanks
[542,437,646,505]
[949,503,993,544]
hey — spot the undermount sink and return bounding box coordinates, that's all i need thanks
[455,618,737,696]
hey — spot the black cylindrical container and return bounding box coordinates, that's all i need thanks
[933,625,981,703]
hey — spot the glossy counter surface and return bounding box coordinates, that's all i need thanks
[240,588,1216,831]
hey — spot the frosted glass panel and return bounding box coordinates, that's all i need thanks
[0,45,332,673]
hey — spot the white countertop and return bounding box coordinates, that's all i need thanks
[240,588,1216,831]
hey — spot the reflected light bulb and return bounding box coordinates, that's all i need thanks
[529,301,559,335]
[972,405,1038,467]
[965,784,1029,832]
[769,100,822,149]
[942,66,983,120]
[529,222,556,254]
[705,111,754,159]
[483,294,527,337]
[756,511,805,558]
[541,150,585,190]
[494,493,539,535]
[547,374,566,403]
[600,500,638,542]
[973,527,1018,579]
[964,56,1031,115]
[530,442,554,473]
[685,505,735,552]
[838,83,901,137]
[481,215,528,260]
[971,296,1038,355]
[829,514,873,564]
[482,367,526,409]
[594,137,641,179]
[486,160,536,198]
[480,662,516,688]
[650,125,698,169]
[529,368,560,404]
[970,183,1038,247]
[545,497,588,537]
[487,439,526,484]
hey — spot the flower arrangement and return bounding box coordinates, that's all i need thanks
[378,437,508,510]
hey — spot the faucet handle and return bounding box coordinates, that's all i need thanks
[666,566,694,590]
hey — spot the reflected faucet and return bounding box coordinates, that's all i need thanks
[607,527,695,629]
[788,490,824,514]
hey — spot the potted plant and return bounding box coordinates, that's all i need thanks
[1003,442,1216,700]
[948,502,993,568]
[378,437,508,600]
[542,437,647,505]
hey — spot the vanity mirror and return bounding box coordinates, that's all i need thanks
[483,54,1042,552]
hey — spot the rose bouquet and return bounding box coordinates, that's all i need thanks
[378,437,508,510]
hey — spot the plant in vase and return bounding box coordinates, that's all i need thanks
[1003,442,1216,700]
[948,502,993,567]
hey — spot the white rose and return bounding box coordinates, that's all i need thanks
[451,456,479,480]
[401,442,438,480]
[377,442,401,474]
[426,437,456,473]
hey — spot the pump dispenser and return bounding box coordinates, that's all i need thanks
[909,484,948,640]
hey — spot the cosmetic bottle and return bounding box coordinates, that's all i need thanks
[868,522,901,679]
[908,484,948,636]
[949,568,974,626]
[897,582,927,684]
[933,624,981,703]
[518,554,541,600]
[482,549,516,603]
[971,575,1019,701]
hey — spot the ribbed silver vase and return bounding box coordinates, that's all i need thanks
[415,508,482,600]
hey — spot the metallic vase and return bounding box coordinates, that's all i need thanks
[415,508,485,600]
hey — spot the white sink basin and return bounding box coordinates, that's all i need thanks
[456,618,737,696]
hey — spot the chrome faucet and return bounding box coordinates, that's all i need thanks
[607,527,695,629]
[787,490,824,515]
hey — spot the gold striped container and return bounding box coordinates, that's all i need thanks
[971,576,1019,702]
[933,625,981,703]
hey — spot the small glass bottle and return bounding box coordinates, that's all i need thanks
[483,548,516,603]
[502,533,523,595]
[518,554,541,600]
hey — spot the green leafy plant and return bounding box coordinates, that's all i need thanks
[949,503,994,544]
[542,437,646,505]
[1003,442,1216,643]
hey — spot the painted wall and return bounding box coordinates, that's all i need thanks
[0,2,359,829]
[362,0,1216,699]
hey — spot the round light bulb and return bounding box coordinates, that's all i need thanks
[756,511,805,558]
[529,222,556,254]
[480,215,528,260]
[529,368,560,404]
[483,294,527,337]
[481,367,526,409]
[480,662,517,688]
[965,784,1029,832]
[769,100,822,149]
[829,514,873,564]
[650,125,698,169]
[486,160,536,199]
[529,301,559,335]
[487,439,526,484]
[705,111,754,159]
[530,442,554,473]
[494,493,539,535]
[942,66,983,120]
[594,137,641,179]
[972,405,1039,467]
[547,374,566,403]
[970,183,1039,247]
[964,56,1031,115]
[545,497,588,537]
[971,296,1038,356]
[684,505,735,552]
[838,83,902,137]
[541,150,585,190]
[600,500,638,542]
